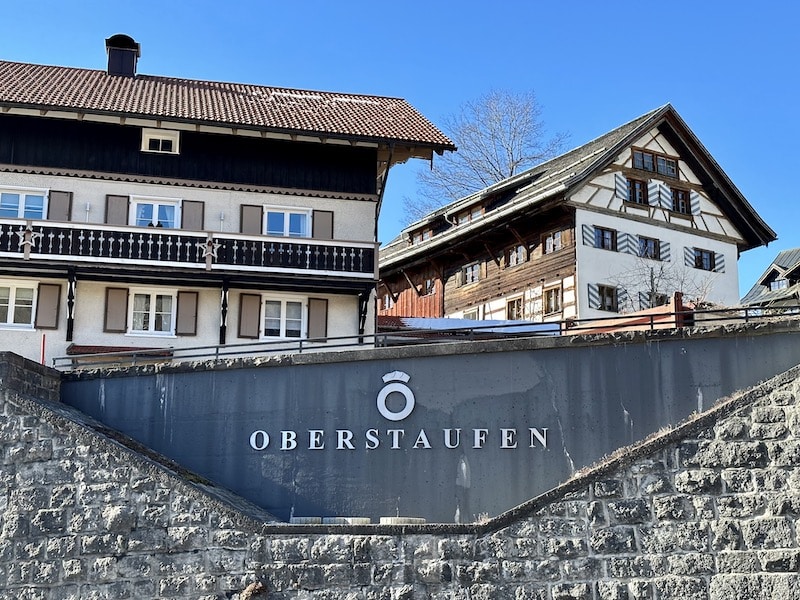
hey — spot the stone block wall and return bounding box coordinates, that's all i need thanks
[2,352,800,599]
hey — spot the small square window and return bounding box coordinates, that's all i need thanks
[506,297,523,320]
[543,230,563,254]
[594,227,617,251]
[461,262,480,285]
[141,129,180,154]
[597,285,618,312]
[463,308,479,320]
[265,209,309,237]
[506,244,527,267]
[672,188,691,214]
[423,278,436,296]
[0,283,35,328]
[129,289,176,335]
[627,179,648,205]
[639,237,661,260]
[544,287,562,315]
[694,248,715,271]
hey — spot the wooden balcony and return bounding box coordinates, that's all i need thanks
[0,220,377,279]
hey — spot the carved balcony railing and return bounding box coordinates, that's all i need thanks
[0,219,376,278]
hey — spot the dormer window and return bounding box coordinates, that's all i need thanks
[141,129,180,154]
[411,229,432,245]
[457,205,483,225]
[770,278,789,291]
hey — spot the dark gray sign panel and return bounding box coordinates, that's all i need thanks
[62,328,800,522]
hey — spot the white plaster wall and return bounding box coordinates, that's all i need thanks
[0,172,376,242]
[0,276,66,366]
[574,207,740,319]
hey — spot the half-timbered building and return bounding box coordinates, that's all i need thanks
[379,105,775,323]
[0,35,453,363]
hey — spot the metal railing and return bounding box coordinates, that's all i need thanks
[52,304,800,371]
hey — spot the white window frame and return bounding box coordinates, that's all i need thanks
[127,288,178,337]
[0,186,48,220]
[463,308,479,320]
[262,294,307,339]
[544,286,562,315]
[461,262,481,286]
[506,296,524,320]
[130,196,182,229]
[264,206,312,238]
[0,279,37,329]
[543,230,563,254]
[141,128,181,154]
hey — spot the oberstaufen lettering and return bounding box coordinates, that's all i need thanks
[249,427,548,451]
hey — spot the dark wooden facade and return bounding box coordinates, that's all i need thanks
[0,114,377,194]
[379,210,576,319]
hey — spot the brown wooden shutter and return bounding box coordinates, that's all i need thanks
[175,291,199,336]
[240,205,262,235]
[34,283,61,329]
[238,293,261,339]
[105,195,129,225]
[181,200,205,231]
[312,210,334,240]
[308,298,328,340]
[47,191,72,222]
[104,287,129,332]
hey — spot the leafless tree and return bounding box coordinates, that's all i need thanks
[403,90,568,222]
[612,257,719,313]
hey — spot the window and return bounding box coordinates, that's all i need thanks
[598,285,618,312]
[671,188,691,214]
[457,205,483,225]
[641,292,669,309]
[0,283,35,328]
[0,189,47,220]
[506,244,527,267]
[131,197,180,228]
[266,209,309,237]
[544,287,562,315]
[639,236,661,260]
[633,149,677,178]
[411,229,432,245]
[141,129,180,154]
[770,278,789,291]
[423,278,436,296]
[627,179,648,205]
[594,227,617,251]
[543,230,563,254]
[462,262,481,285]
[506,297,523,320]
[694,248,715,271]
[264,298,304,338]
[129,290,176,335]
[463,308,479,320]
[382,294,394,310]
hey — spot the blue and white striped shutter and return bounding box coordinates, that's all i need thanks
[582,224,595,246]
[638,291,649,310]
[620,232,636,255]
[615,173,628,202]
[588,283,600,309]
[659,183,673,209]
[647,181,660,206]
[714,252,725,273]
[684,247,695,267]
[690,191,701,215]
[617,287,628,311]
[660,240,671,262]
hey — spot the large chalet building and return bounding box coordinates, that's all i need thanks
[379,105,775,324]
[741,248,800,308]
[0,35,453,364]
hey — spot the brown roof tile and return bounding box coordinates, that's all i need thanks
[0,60,454,149]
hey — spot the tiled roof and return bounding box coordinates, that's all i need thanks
[0,60,455,149]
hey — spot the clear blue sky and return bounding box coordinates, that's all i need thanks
[2,0,798,297]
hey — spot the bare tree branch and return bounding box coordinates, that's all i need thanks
[403,90,568,223]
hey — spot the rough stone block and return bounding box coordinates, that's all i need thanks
[711,519,744,551]
[694,441,769,469]
[652,575,707,600]
[674,470,721,494]
[653,495,694,521]
[742,518,795,549]
[607,499,651,524]
[551,582,591,600]
[709,574,800,600]
[594,480,624,498]
[589,527,637,554]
